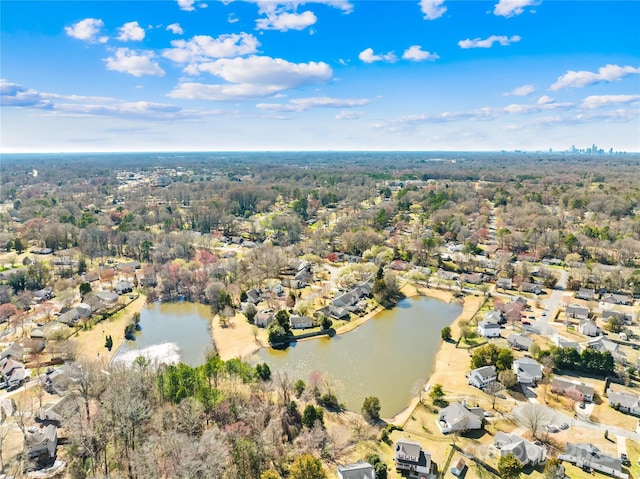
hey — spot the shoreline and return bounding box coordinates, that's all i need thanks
[385,290,485,425]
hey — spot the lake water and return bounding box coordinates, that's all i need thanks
[255,296,462,418]
[113,301,213,367]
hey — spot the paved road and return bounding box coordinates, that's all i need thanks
[534,269,568,336]
[512,403,640,441]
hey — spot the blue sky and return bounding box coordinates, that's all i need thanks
[1,0,639,152]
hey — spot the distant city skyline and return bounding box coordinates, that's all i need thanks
[1,1,639,153]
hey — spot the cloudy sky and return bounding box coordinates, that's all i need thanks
[1,0,639,152]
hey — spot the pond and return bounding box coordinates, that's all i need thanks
[112,301,213,367]
[255,296,462,418]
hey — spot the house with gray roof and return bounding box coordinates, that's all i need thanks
[477,320,501,338]
[587,336,620,355]
[552,335,581,351]
[521,282,542,295]
[566,304,589,320]
[578,319,601,337]
[512,357,543,385]
[507,333,533,351]
[468,365,497,389]
[558,443,626,479]
[602,293,632,306]
[255,310,274,328]
[437,402,484,434]
[607,389,640,416]
[551,378,595,402]
[576,288,596,301]
[602,310,633,325]
[494,432,546,466]
[25,424,57,459]
[484,310,503,324]
[496,277,513,290]
[394,440,434,478]
[337,462,375,479]
[289,315,313,329]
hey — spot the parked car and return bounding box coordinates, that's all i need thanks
[522,321,530,325]
[579,402,586,409]
[541,312,547,316]
[621,453,630,466]
[546,425,560,433]
[559,423,569,430]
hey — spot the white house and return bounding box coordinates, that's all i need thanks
[337,462,376,479]
[552,335,581,351]
[394,440,434,478]
[494,432,546,466]
[468,366,497,390]
[512,358,543,385]
[607,389,640,416]
[477,320,501,338]
[566,304,589,320]
[289,315,313,329]
[437,402,484,434]
[25,425,57,459]
[254,309,274,328]
[577,319,601,337]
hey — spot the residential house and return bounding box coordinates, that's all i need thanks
[20,338,45,355]
[281,278,304,289]
[587,336,620,355]
[484,310,504,324]
[337,462,376,479]
[0,343,24,361]
[551,378,595,402]
[1,357,26,388]
[496,297,527,323]
[521,283,542,295]
[558,444,625,479]
[459,273,484,285]
[602,310,633,325]
[83,271,100,283]
[496,278,513,290]
[295,268,313,284]
[25,425,57,459]
[115,280,133,295]
[507,334,533,351]
[468,366,497,389]
[245,288,262,304]
[94,291,118,303]
[138,274,158,287]
[512,357,543,385]
[552,335,581,351]
[317,304,350,320]
[34,287,55,302]
[607,389,640,416]
[477,320,501,338]
[289,315,313,329]
[577,319,601,337]
[494,432,546,466]
[576,288,596,301]
[57,308,80,326]
[394,440,434,479]
[566,304,589,320]
[436,269,458,282]
[602,293,633,306]
[437,402,484,434]
[255,310,274,328]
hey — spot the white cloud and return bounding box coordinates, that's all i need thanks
[419,0,447,20]
[104,48,166,77]
[1,79,219,121]
[1,79,52,109]
[256,96,370,112]
[228,14,239,23]
[580,94,640,110]
[163,33,260,65]
[537,95,554,105]
[169,55,332,101]
[166,23,184,35]
[458,35,521,49]
[336,110,363,120]
[358,48,397,64]
[550,64,640,90]
[117,21,145,42]
[402,45,439,62]
[177,0,196,11]
[64,18,108,43]
[503,84,535,96]
[256,9,317,31]
[493,0,538,17]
